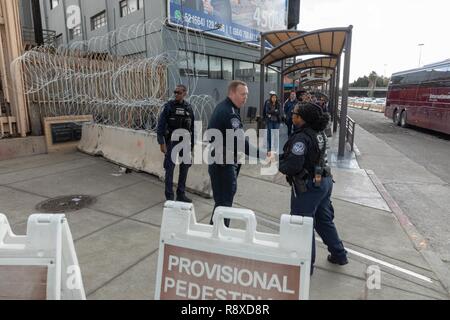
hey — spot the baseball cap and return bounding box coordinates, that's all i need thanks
[269,91,276,95]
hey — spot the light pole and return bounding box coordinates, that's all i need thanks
[418,43,424,67]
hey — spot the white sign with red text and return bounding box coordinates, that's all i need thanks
[155,202,313,300]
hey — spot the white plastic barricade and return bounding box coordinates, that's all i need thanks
[155,202,313,300]
[0,214,86,300]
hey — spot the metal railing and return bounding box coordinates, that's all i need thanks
[337,106,356,152]
[22,28,57,47]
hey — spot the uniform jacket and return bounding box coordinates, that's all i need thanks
[279,126,328,178]
[157,99,195,146]
[208,97,259,164]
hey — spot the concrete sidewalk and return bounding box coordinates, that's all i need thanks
[0,128,448,299]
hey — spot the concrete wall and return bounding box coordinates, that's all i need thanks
[78,123,212,198]
[0,137,46,161]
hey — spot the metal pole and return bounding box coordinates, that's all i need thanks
[333,58,341,133]
[329,73,335,117]
[62,0,69,43]
[78,0,87,42]
[280,59,285,103]
[143,0,149,58]
[259,34,266,130]
[338,26,353,158]
[31,0,44,45]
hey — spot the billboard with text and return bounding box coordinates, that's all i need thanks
[168,0,288,43]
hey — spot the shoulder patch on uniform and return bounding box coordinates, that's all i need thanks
[292,142,306,156]
[317,134,324,144]
[231,118,241,129]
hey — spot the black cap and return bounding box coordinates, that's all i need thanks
[298,103,323,124]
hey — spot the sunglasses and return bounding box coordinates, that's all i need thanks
[174,90,184,95]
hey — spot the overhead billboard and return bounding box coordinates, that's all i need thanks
[168,0,288,43]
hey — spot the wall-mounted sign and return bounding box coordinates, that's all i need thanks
[168,0,288,43]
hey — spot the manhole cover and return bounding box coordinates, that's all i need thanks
[36,195,96,213]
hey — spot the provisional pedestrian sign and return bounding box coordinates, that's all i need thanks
[155,202,313,300]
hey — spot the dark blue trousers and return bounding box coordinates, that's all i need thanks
[290,176,347,269]
[164,142,191,200]
[286,119,294,137]
[209,164,241,227]
[266,120,281,152]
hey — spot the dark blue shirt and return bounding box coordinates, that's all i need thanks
[157,99,195,147]
[208,98,260,163]
[279,126,328,177]
[284,99,299,119]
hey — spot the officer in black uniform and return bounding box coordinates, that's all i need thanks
[157,85,195,203]
[278,102,348,274]
[208,80,262,227]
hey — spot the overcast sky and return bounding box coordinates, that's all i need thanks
[299,0,450,82]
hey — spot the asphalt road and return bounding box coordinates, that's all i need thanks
[348,108,450,184]
[348,107,450,263]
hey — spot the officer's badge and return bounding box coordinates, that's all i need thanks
[292,142,306,156]
[231,118,241,129]
[175,108,185,115]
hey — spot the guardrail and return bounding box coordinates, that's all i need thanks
[22,28,57,47]
[337,106,356,152]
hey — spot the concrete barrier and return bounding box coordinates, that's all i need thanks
[349,103,385,113]
[78,124,212,198]
[0,136,47,161]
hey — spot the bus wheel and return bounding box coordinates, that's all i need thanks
[400,110,408,128]
[393,110,400,126]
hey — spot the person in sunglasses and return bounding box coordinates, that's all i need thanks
[278,102,348,275]
[157,85,195,203]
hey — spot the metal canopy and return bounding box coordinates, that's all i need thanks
[262,30,305,47]
[259,27,350,66]
[258,25,353,159]
[283,56,338,76]
[290,67,335,81]
[300,79,329,87]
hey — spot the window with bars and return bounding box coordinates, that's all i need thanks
[69,25,82,40]
[120,0,144,17]
[50,0,60,10]
[91,11,107,31]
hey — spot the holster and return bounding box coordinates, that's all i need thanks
[288,170,309,194]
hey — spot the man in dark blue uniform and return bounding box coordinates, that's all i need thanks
[208,80,262,227]
[279,102,348,274]
[157,85,195,203]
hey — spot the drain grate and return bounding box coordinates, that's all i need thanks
[36,195,95,213]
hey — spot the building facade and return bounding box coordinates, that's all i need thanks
[36,0,282,115]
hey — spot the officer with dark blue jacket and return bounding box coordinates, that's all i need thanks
[279,102,348,274]
[208,80,262,227]
[157,85,195,203]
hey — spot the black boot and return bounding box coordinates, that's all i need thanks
[176,194,192,203]
[327,255,349,266]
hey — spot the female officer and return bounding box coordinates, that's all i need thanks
[278,102,348,274]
